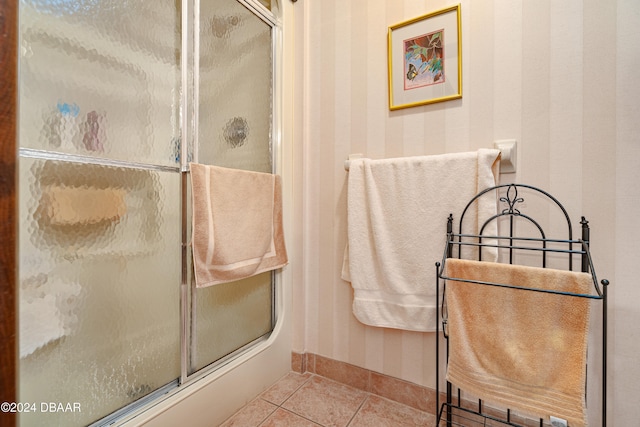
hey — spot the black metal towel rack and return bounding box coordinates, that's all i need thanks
[435,183,609,427]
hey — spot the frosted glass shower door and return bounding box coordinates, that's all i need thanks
[189,0,277,373]
[18,1,182,426]
[18,0,282,423]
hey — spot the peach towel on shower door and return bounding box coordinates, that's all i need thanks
[190,163,288,287]
[444,258,592,427]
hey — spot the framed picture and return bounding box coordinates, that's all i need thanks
[387,5,462,110]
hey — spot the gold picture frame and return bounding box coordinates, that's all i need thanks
[388,5,462,110]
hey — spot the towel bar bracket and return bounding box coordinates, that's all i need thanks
[494,139,517,173]
[343,153,363,171]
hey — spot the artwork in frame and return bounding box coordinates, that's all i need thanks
[387,4,462,110]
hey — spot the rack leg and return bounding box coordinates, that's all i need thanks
[435,264,440,423]
[602,279,609,427]
[446,382,452,427]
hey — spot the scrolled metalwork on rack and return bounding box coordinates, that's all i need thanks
[499,183,524,215]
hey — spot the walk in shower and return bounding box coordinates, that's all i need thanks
[17,0,282,425]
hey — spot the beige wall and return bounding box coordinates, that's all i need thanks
[291,0,639,425]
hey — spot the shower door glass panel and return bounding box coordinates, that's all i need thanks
[18,1,182,426]
[198,0,272,173]
[20,1,182,167]
[19,160,181,427]
[191,0,274,373]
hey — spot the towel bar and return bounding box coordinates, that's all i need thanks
[343,153,363,171]
[344,142,517,172]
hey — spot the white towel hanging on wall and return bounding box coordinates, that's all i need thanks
[341,149,500,331]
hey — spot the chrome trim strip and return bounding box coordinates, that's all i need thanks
[192,0,200,166]
[19,148,180,173]
[238,0,278,27]
[88,380,179,427]
[181,334,270,385]
[180,0,194,385]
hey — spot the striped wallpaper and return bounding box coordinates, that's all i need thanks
[289,1,639,424]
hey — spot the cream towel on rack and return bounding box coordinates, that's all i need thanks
[444,259,592,427]
[341,149,500,331]
[190,163,288,287]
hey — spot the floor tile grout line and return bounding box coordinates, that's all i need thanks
[278,407,325,427]
[345,393,371,427]
[255,373,319,426]
[263,373,369,427]
[282,372,316,406]
[254,405,323,427]
[266,372,315,408]
[254,401,279,427]
[254,371,436,427]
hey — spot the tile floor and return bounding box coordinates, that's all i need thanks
[220,372,437,427]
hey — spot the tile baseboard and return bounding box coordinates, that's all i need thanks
[291,351,439,414]
[291,352,556,427]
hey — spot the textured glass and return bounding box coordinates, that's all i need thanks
[19,0,182,166]
[186,173,273,374]
[18,0,182,425]
[18,158,181,426]
[191,0,274,374]
[193,273,273,371]
[19,0,278,420]
[197,0,273,172]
